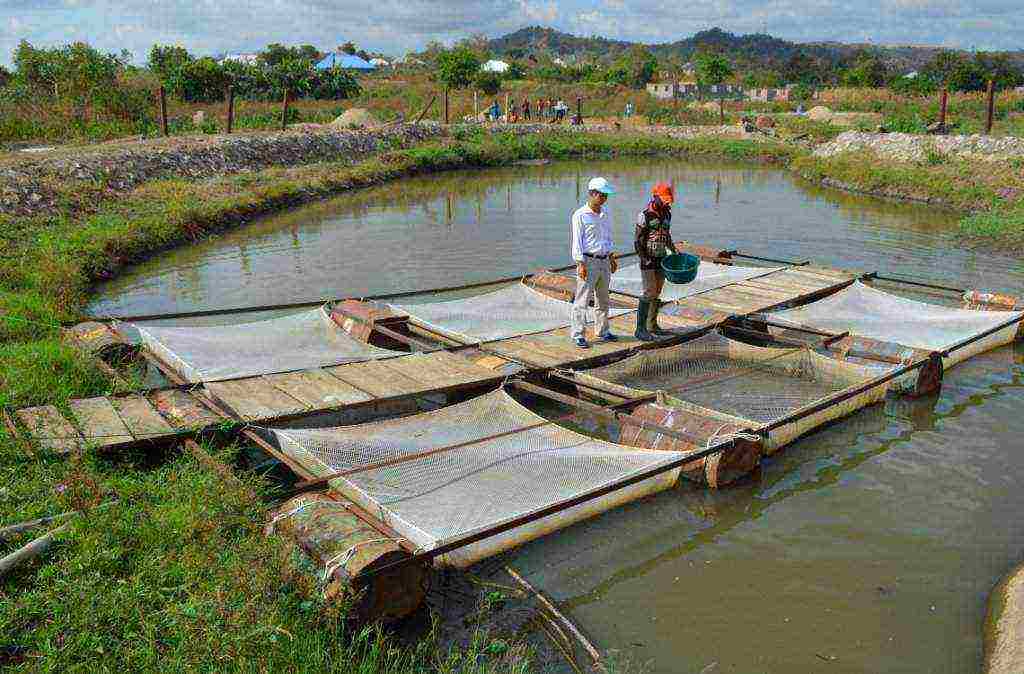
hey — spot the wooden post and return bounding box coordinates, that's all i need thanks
[985,79,996,135]
[158,85,168,137]
[225,84,234,134]
[443,87,449,125]
[719,94,724,123]
[576,96,582,124]
[281,88,291,131]
[938,87,948,130]
[505,93,510,123]
[474,90,478,117]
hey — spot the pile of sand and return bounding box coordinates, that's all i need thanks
[331,108,380,129]
[806,105,834,122]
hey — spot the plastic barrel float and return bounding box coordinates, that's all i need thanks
[662,253,701,284]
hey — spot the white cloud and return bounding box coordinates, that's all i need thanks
[1,0,1022,66]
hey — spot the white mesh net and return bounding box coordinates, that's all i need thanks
[390,282,631,343]
[771,282,1022,359]
[609,261,782,300]
[264,389,693,567]
[135,307,404,383]
[577,332,877,424]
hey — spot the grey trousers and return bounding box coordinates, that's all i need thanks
[572,257,611,339]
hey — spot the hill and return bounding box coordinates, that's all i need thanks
[488,26,1024,74]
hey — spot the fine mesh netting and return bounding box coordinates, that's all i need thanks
[609,261,781,300]
[771,282,1023,366]
[135,307,403,383]
[390,282,631,343]
[264,389,692,567]
[576,331,888,451]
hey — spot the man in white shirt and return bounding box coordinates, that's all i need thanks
[570,177,619,348]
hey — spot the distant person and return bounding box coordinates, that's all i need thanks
[488,100,501,122]
[548,98,556,120]
[624,101,634,118]
[509,98,518,123]
[522,98,531,120]
[570,177,619,348]
[796,103,805,115]
[537,97,545,118]
[555,99,567,122]
[633,182,681,341]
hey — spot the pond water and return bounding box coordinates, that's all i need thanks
[91,160,1024,673]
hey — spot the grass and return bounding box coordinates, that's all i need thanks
[0,127,795,671]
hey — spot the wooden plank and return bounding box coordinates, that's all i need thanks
[111,395,176,440]
[426,351,499,380]
[369,357,451,392]
[749,273,825,294]
[15,406,81,453]
[734,281,794,300]
[325,361,424,399]
[202,379,307,422]
[149,388,221,430]
[486,341,564,368]
[797,265,857,281]
[68,398,133,448]
[263,369,372,408]
[770,270,837,290]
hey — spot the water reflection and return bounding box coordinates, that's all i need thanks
[90,158,1024,318]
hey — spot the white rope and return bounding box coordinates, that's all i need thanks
[705,422,761,449]
[269,499,349,526]
[321,537,407,585]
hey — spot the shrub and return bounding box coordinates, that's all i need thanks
[474,71,502,96]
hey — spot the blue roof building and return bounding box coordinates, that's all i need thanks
[315,53,376,71]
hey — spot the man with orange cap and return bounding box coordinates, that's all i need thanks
[633,182,680,340]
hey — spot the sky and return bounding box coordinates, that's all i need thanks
[1,0,1022,66]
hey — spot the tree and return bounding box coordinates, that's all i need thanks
[973,52,1023,90]
[259,43,318,68]
[695,51,734,121]
[0,65,10,88]
[147,44,192,82]
[474,71,501,96]
[840,50,891,88]
[436,47,481,89]
[170,57,228,102]
[783,51,821,86]
[607,45,657,89]
[340,42,357,55]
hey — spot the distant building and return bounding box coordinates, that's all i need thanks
[646,80,743,101]
[903,71,919,79]
[219,53,258,65]
[316,53,375,70]
[369,58,390,68]
[482,59,510,73]
[745,86,792,102]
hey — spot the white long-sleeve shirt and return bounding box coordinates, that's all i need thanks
[570,204,613,262]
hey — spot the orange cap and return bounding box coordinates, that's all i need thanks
[652,182,674,204]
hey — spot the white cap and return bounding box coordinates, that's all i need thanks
[587,177,616,195]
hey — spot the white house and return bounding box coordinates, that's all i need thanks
[370,58,390,67]
[219,53,259,65]
[482,59,510,73]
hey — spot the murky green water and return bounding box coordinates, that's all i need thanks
[91,160,1024,673]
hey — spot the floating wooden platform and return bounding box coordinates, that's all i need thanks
[5,261,861,454]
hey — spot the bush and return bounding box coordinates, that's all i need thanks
[169,57,228,103]
[436,47,480,90]
[474,71,502,96]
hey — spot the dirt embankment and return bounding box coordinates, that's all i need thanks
[0,124,447,216]
[986,561,1024,674]
[815,130,1024,164]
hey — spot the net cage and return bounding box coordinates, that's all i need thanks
[260,388,698,568]
[574,331,890,452]
[389,282,631,344]
[608,261,781,300]
[770,282,1023,368]
[133,306,404,383]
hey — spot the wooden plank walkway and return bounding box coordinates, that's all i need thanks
[6,263,859,453]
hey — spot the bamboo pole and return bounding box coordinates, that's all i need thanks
[0,522,70,579]
[938,87,948,130]
[443,87,449,125]
[158,85,168,137]
[985,79,996,135]
[281,89,291,131]
[225,84,235,134]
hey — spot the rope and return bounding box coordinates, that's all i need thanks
[321,537,407,584]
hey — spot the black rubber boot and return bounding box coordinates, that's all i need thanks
[649,299,672,336]
[635,300,655,341]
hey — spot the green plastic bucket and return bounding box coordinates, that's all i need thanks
[661,253,700,284]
